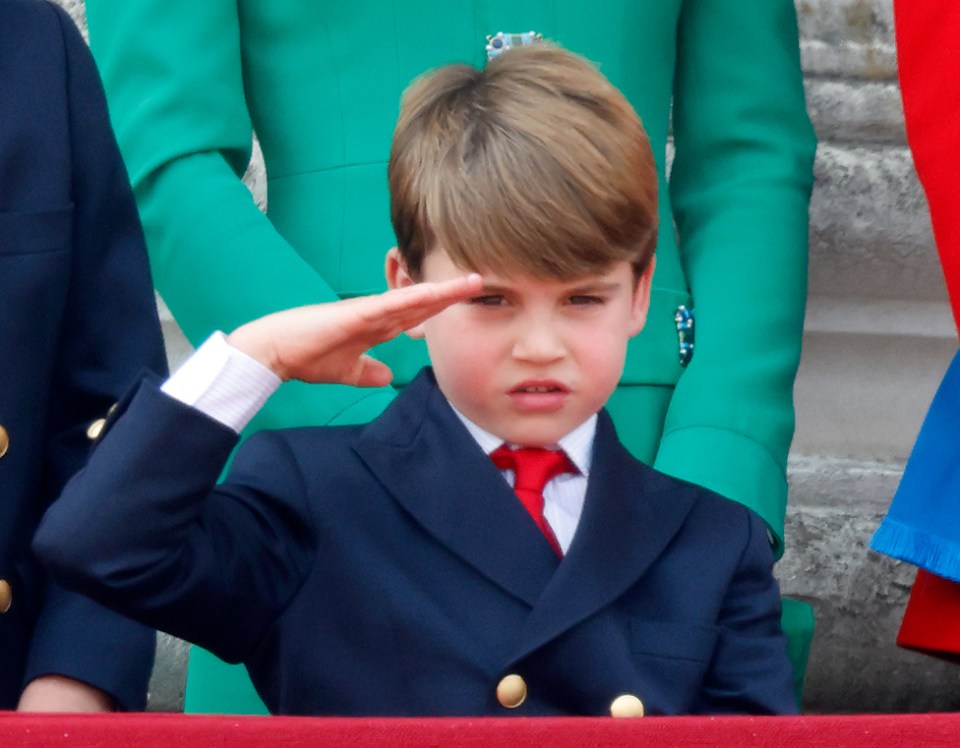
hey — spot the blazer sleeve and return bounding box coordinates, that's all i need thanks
[83,0,395,434]
[654,0,817,555]
[22,2,168,711]
[697,507,797,714]
[34,382,316,666]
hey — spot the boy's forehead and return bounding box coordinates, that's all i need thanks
[424,245,635,287]
[421,244,488,276]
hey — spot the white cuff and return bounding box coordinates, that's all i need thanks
[161,332,281,433]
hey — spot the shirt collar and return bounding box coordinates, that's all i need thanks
[449,404,596,477]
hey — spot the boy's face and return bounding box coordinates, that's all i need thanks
[386,247,653,447]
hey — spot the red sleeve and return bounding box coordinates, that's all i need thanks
[895,0,960,327]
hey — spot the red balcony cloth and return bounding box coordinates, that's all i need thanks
[3,713,960,747]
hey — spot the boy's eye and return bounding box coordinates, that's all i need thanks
[468,295,507,307]
[568,295,605,306]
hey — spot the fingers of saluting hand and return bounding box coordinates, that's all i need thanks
[349,273,483,340]
[257,273,483,384]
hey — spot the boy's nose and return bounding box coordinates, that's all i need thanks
[511,318,565,363]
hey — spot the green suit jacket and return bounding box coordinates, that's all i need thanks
[86,0,815,712]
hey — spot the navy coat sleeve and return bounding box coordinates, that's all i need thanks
[35,382,315,666]
[696,508,796,713]
[0,0,166,710]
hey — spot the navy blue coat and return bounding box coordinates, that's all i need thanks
[0,0,166,710]
[37,369,795,716]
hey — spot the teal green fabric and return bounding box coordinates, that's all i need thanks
[780,598,815,709]
[85,0,815,714]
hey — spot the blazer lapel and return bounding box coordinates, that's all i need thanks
[507,410,699,663]
[353,369,559,606]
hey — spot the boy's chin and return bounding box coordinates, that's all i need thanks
[487,422,578,449]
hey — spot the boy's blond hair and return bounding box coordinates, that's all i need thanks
[389,43,658,281]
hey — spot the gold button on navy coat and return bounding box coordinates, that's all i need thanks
[496,674,528,709]
[0,580,12,614]
[610,693,645,718]
[0,0,166,710]
[86,418,107,442]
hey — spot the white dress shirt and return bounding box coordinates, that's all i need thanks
[161,331,281,431]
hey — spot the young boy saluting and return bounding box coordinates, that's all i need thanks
[36,45,795,716]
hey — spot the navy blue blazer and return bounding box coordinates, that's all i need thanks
[37,369,795,716]
[0,0,166,709]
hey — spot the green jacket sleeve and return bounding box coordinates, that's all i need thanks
[84,0,395,432]
[656,0,816,555]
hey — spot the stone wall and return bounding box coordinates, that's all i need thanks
[47,0,960,714]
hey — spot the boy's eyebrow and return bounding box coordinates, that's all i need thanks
[477,281,512,294]
[476,280,623,294]
[566,281,621,294]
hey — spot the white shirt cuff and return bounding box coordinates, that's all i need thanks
[161,331,281,433]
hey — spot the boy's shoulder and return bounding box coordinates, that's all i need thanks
[243,421,366,461]
[234,370,447,481]
[597,410,768,541]
[610,448,775,577]
[653,463,765,533]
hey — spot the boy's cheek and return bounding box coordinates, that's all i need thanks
[431,340,490,389]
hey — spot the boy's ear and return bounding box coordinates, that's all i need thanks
[628,256,656,337]
[385,247,415,290]
[384,247,427,339]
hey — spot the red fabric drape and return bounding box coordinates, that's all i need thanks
[896,0,960,327]
[2,713,960,747]
[892,0,960,654]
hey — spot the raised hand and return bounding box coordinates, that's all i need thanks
[227,273,482,387]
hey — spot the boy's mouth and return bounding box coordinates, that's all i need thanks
[511,381,568,394]
[509,381,570,411]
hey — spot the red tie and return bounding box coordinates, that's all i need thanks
[490,445,577,556]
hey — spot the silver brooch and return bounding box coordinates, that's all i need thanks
[485,31,543,60]
[674,305,694,367]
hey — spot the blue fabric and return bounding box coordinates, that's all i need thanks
[872,349,960,582]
